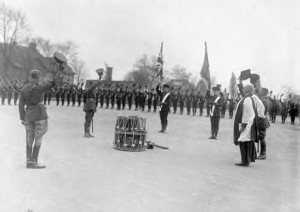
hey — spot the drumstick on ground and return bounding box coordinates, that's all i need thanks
[146,141,169,150]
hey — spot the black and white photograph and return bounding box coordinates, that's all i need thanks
[0,0,299,211]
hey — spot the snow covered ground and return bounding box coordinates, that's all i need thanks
[0,103,299,212]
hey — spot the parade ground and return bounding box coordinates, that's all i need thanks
[0,104,299,212]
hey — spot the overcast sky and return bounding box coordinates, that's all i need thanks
[3,0,300,94]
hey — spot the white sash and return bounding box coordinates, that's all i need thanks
[210,97,220,116]
[159,93,170,111]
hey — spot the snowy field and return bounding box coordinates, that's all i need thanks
[0,103,299,212]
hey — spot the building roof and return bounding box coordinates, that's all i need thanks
[0,43,75,76]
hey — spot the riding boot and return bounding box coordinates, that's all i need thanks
[26,144,34,168]
[30,144,46,169]
[87,120,94,137]
[84,122,90,137]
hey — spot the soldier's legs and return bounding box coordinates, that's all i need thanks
[111,99,115,109]
[48,95,51,105]
[14,95,19,105]
[206,105,210,117]
[199,105,203,116]
[24,122,35,166]
[7,95,12,105]
[214,117,220,139]
[209,116,214,138]
[1,94,6,105]
[117,100,121,110]
[25,120,48,168]
[159,111,164,131]
[163,111,168,131]
[128,99,132,110]
[257,129,267,159]
[84,111,94,137]
[122,99,126,109]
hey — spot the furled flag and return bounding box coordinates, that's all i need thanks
[200,42,211,87]
[156,42,164,78]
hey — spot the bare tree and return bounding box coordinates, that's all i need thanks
[55,40,78,64]
[280,84,295,97]
[24,37,78,64]
[124,54,157,86]
[170,65,191,81]
[24,36,54,57]
[71,59,87,83]
[0,2,28,77]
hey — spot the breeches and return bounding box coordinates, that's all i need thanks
[24,119,48,146]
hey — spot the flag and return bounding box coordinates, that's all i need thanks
[156,42,163,77]
[200,42,211,87]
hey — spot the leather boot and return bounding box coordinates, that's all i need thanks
[87,121,94,137]
[84,122,91,137]
[30,145,46,169]
[26,144,34,168]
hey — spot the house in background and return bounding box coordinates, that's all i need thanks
[0,42,75,83]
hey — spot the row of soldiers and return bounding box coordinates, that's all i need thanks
[0,77,23,105]
[2,76,299,123]
[44,82,237,118]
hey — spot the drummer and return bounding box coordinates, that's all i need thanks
[156,83,171,133]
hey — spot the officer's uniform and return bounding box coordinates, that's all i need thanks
[209,85,222,139]
[83,81,100,137]
[19,69,62,169]
[156,84,171,132]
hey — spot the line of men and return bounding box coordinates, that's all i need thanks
[2,76,299,124]
[0,77,23,105]
[44,82,237,118]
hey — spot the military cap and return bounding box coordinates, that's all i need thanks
[30,69,42,79]
[260,87,268,96]
[163,84,170,88]
[54,52,67,64]
[250,74,260,85]
[238,69,251,81]
[212,84,221,91]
